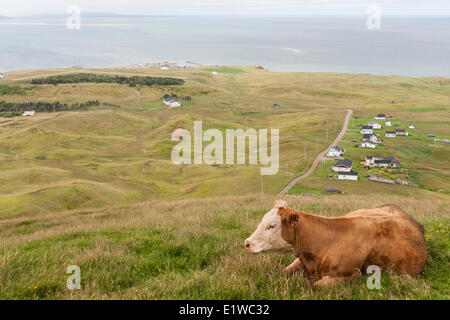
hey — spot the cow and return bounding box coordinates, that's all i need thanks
[245,200,427,288]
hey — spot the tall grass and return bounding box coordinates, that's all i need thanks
[0,194,448,299]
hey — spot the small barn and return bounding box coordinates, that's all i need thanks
[326,187,343,194]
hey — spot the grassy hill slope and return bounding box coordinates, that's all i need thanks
[0,66,448,299]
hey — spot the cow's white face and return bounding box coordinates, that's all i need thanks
[245,201,291,253]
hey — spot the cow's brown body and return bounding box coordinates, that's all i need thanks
[278,204,427,287]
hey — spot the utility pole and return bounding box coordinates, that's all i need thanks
[261,177,264,194]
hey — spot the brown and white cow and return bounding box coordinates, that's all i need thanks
[245,200,427,288]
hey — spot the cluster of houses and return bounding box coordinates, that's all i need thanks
[324,113,408,182]
[359,114,413,148]
[135,62,194,70]
[326,147,359,180]
[331,159,359,181]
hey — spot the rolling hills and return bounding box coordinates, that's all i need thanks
[0,66,448,299]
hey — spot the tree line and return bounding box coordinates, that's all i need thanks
[0,100,117,117]
[163,93,192,103]
[31,73,184,86]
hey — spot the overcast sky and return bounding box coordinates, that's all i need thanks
[1,0,449,17]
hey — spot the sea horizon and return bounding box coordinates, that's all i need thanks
[1,15,450,77]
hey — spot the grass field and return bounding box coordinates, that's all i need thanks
[0,66,448,299]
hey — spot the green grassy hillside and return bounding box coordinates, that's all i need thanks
[0,66,448,299]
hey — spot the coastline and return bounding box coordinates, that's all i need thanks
[1,64,450,80]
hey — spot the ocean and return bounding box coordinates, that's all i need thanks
[1,15,449,77]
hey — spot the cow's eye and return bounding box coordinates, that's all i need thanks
[267,224,276,230]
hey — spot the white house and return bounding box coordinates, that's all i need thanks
[360,126,374,134]
[385,131,396,138]
[332,159,352,172]
[375,114,386,120]
[23,110,35,116]
[163,97,182,108]
[361,140,377,148]
[408,124,415,129]
[395,129,409,136]
[212,71,218,75]
[363,134,378,143]
[337,171,358,181]
[327,146,344,157]
[368,121,382,130]
[385,120,392,127]
[0,74,4,79]
[365,156,382,165]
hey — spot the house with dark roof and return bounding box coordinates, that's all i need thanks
[374,156,401,168]
[360,125,374,134]
[163,96,182,108]
[375,114,386,120]
[363,134,378,143]
[337,171,358,181]
[385,131,396,138]
[332,159,352,172]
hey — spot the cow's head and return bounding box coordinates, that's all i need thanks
[244,200,292,253]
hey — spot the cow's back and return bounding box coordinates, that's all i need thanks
[342,205,427,274]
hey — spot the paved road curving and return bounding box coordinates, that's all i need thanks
[276,109,353,196]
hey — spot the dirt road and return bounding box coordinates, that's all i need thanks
[277,109,353,196]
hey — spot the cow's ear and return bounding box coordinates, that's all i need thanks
[288,213,299,228]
